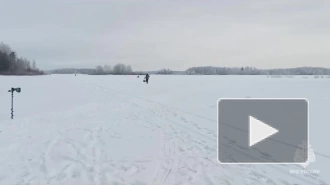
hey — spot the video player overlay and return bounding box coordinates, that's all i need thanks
[217,98,308,164]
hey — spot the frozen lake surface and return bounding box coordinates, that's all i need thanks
[0,74,329,185]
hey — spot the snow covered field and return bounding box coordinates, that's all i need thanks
[0,74,329,185]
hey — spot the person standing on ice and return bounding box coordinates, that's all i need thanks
[144,73,150,84]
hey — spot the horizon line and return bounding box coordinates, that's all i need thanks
[46,66,330,72]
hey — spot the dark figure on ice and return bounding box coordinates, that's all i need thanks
[144,73,150,84]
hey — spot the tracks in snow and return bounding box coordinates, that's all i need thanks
[83,81,327,185]
[152,130,180,185]
[0,78,326,185]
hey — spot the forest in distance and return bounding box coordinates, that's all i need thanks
[0,42,43,75]
[50,66,330,76]
[2,42,330,76]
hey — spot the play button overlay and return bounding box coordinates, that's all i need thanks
[249,116,279,147]
[217,98,308,164]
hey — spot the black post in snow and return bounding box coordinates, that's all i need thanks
[8,87,21,119]
[11,89,13,119]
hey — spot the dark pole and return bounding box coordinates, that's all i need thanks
[11,89,14,119]
[8,87,21,119]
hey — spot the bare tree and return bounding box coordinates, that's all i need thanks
[32,60,37,70]
[95,66,104,74]
[126,65,132,73]
[157,68,173,74]
[0,42,12,54]
[103,65,112,73]
[9,52,16,60]
[113,63,127,74]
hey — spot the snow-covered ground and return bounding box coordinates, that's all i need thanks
[0,74,329,185]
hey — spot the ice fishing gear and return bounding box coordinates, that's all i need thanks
[8,87,21,119]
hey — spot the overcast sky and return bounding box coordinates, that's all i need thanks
[1,0,330,71]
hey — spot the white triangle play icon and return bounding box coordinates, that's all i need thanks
[249,116,279,147]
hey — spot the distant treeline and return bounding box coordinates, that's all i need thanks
[94,64,133,75]
[51,66,177,75]
[186,66,330,75]
[50,65,330,76]
[51,64,147,75]
[156,68,173,74]
[0,42,43,75]
[93,66,176,75]
[51,68,95,74]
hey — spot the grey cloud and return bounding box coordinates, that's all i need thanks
[1,0,330,70]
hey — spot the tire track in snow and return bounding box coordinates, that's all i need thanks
[57,79,322,185]
[85,81,325,185]
[86,80,330,160]
[42,134,61,178]
[43,104,104,185]
[91,126,104,185]
[152,130,177,185]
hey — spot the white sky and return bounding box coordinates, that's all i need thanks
[1,0,330,71]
